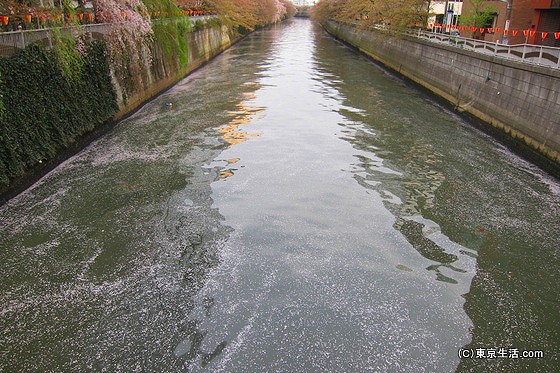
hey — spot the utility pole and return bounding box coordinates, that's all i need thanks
[502,0,513,44]
[443,0,453,34]
[443,0,449,31]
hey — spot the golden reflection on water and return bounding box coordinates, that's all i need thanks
[219,170,235,179]
[218,95,263,147]
[217,96,263,180]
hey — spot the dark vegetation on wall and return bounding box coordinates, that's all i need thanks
[0,40,118,188]
[0,0,296,200]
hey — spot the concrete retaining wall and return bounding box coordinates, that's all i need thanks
[324,21,560,163]
[113,24,237,121]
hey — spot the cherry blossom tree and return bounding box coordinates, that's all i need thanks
[312,0,430,30]
[91,0,153,96]
[206,0,295,31]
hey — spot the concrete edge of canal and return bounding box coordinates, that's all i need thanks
[322,20,560,176]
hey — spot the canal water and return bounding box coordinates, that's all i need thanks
[1,19,559,372]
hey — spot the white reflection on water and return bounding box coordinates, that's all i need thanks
[177,19,477,372]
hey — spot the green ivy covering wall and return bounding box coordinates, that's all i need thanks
[0,40,118,187]
[146,0,192,68]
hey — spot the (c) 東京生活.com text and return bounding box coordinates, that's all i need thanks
[458,347,543,359]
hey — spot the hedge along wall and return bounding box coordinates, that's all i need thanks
[0,20,238,199]
[324,20,560,165]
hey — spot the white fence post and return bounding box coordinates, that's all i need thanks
[20,29,25,49]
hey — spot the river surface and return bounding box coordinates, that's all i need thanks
[1,19,559,372]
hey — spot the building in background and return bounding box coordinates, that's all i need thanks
[292,0,317,5]
[428,0,464,32]
[460,0,559,46]
[531,0,560,46]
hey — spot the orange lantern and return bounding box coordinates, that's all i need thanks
[555,32,560,39]
[1,16,8,25]
[541,32,548,40]
[122,11,127,18]
[77,13,83,21]
[86,13,93,22]
[24,14,32,23]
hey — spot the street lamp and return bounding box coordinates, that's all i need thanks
[501,0,513,45]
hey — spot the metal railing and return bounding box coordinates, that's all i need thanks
[0,15,216,57]
[335,19,560,69]
[409,29,560,68]
[0,24,111,56]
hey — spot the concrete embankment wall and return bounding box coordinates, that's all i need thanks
[114,24,237,120]
[324,20,560,164]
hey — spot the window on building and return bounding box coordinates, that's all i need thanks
[483,12,498,32]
